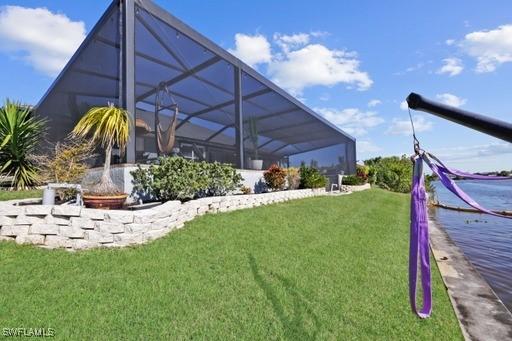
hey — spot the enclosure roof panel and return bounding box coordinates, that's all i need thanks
[36,0,355,158]
[135,0,355,143]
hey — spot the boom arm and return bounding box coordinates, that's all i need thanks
[406,92,512,143]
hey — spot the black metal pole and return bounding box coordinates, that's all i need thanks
[406,92,512,143]
[122,0,136,163]
[234,66,244,169]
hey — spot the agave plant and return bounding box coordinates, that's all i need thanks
[0,100,46,190]
[72,104,131,195]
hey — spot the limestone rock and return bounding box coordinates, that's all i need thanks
[25,205,53,216]
[104,211,134,224]
[16,234,44,245]
[70,217,95,230]
[30,224,59,235]
[113,233,144,246]
[52,205,81,217]
[96,221,125,234]
[45,235,72,248]
[60,226,86,239]
[85,230,114,243]
[0,225,29,236]
[80,208,106,220]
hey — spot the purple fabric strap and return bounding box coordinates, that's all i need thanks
[409,152,512,318]
[426,152,512,181]
[423,153,512,219]
[409,156,432,318]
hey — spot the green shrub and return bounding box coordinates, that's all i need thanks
[263,164,286,191]
[34,136,95,201]
[131,156,242,202]
[36,137,94,183]
[0,100,46,189]
[286,167,300,190]
[364,156,413,193]
[299,165,327,189]
[203,161,243,197]
[342,175,365,186]
[356,164,369,182]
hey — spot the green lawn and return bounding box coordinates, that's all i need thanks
[0,189,461,340]
[0,189,42,201]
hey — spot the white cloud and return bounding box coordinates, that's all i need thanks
[367,99,381,107]
[436,93,467,107]
[230,31,372,95]
[437,57,464,76]
[445,39,455,46]
[461,24,512,73]
[434,143,512,161]
[400,100,409,111]
[357,140,382,153]
[273,33,310,52]
[269,44,372,95]
[315,107,384,137]
[0,5,85,76]
[310,31,330,38]
[229,33,272,67]
[386,115,433,136]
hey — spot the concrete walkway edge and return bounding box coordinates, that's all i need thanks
[429,218,512,341]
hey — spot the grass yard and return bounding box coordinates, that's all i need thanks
[0,189,461,340]
[0,189,42,201]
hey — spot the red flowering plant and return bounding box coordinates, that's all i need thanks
[263,164,287,191]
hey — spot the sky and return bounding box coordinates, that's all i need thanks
[0,0,511,172]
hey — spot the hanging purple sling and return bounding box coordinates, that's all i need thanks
[409,152,512,318]
[409,155,432,318]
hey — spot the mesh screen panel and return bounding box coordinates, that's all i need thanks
[36,0,356,175]
[36,5,121,145]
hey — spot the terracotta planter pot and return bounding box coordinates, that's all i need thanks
[82,194,128,210]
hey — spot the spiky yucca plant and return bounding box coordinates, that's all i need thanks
[72,104,131,195]
[0,100,46,190]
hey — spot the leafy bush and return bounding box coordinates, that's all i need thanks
[0,100,46,189]
[36,137,95,184]
[131,156,242,202]
[356,164,369,183]
[342,175,366,186]
[263,164,286,191]
[286,167,300,189]
[240,186,252,194]
[299,165,327,189]
[34,137,95,201]
[203,161,243,196]
[364,156,413,193]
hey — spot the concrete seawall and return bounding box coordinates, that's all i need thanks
[429,218,512,340]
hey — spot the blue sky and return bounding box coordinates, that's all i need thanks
[0,0,511,171]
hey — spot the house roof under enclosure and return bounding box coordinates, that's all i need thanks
[36,0,356,173]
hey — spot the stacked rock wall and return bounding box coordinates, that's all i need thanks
[0,189,327,250]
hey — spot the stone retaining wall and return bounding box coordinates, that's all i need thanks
[340,183,371,192]
[0,189,326,251]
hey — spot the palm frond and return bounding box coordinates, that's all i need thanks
[0,99,47,190]
[72,104,131,151]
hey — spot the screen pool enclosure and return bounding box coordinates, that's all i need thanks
[36,0,356,177]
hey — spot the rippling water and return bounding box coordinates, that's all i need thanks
[429,180,512,311]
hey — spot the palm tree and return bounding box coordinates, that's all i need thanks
[72,104,131,194]
[0,100,46,190]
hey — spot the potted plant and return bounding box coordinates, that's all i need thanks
[72,104,131,209]
[247,118,262,170]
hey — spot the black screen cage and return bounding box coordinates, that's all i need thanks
[36,0,356,175]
